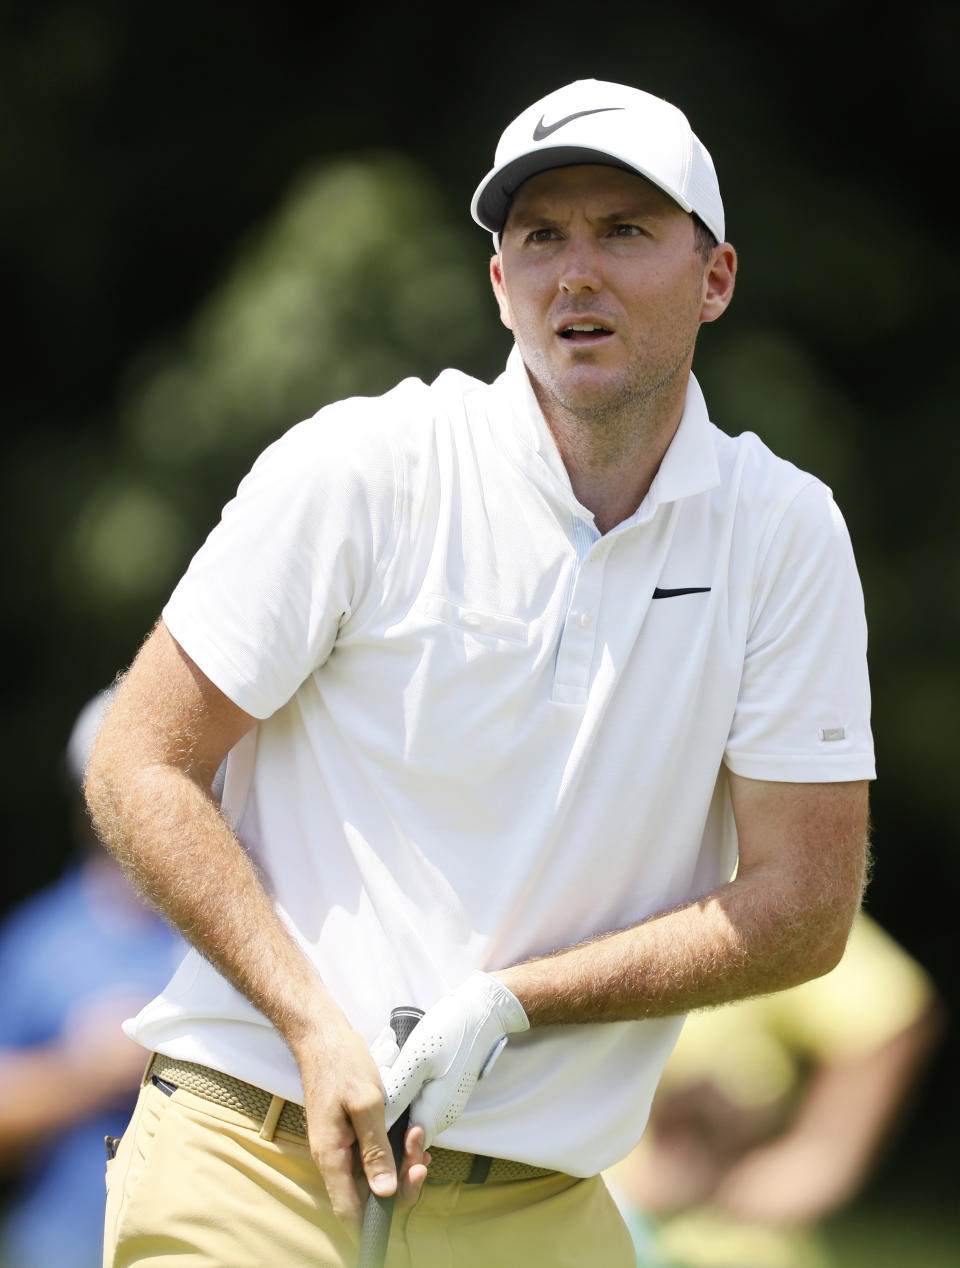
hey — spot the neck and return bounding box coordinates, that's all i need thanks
[532,373,688,535]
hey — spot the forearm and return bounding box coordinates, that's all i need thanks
[773,1004,944,1193]
[497,777,868,1026]
[86,756,340,1051]
[0,1048,108,1165]
[496,867,854,1026]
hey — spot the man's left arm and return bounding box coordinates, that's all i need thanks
[494,775,869,1024]
[380,776,869,1143]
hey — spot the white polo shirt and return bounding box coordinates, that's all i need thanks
[128,347,875,1175]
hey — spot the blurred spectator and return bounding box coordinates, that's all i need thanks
[605,912,943,1268]
[0,690,184,1268]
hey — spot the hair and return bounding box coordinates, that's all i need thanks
[692,215,718,261]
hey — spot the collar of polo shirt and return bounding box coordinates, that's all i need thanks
[492,346,720,525]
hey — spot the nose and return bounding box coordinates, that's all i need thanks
[558,239,602,295]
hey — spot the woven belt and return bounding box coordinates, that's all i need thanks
[150,1055,307,1135]
[148,1055,556,1184]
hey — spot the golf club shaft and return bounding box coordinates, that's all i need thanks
[357,1005,423,1268]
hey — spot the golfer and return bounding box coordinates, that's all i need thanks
[87,78,874,1267]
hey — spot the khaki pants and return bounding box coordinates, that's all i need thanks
[104,1079,635,1267]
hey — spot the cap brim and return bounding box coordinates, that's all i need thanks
[471,145,693,234]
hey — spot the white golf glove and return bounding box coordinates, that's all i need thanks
[369,1024,401,1069]
[379,971,529,1147]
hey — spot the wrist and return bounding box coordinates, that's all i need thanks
[276,983,350,1057]
[477,970,529,1033]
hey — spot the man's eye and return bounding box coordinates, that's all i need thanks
[527,228,557,243]
[610,224,643,238]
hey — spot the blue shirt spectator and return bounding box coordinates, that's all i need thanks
[0,691,183,1268]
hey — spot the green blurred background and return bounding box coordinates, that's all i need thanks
[2,0,957,1257]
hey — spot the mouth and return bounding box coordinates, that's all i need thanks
[556,321,614,345]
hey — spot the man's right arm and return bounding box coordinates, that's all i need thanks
[84,619,421,1232]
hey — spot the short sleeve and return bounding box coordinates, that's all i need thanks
[163,401,401,719]
[725,480,875,781]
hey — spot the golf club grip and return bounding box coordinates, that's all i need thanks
[357,1006,424,1268]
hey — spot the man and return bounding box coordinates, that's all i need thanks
[605,912,942,1267]
[86,79,874,1267]
[0,691,182,1268]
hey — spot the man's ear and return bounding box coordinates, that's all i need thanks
[490,254,514,332]
[700,243,737,325]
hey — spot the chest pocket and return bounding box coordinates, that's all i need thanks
[422,594,530,645]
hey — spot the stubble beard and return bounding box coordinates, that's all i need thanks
[530,335,698,463]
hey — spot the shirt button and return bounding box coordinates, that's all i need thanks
[578,611,593,628]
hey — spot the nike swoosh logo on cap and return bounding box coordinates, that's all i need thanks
[533,107,624,141]
[652,587,712,599]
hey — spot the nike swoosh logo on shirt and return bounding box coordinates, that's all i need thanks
[652,587,712,599]
[532,107,624,141]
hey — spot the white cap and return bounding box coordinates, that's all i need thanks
[471,79,724,244]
